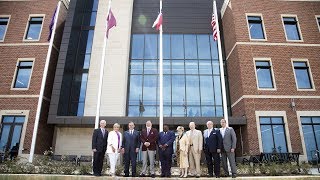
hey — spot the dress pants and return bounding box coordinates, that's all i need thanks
[221,152,237,175]
[159,149,172,176]
[108,153,119,174]
[205,151,220,177]
[93,151,105,175]
[124,149,137,176]
[141,150,156,175]
[188,147,201,176]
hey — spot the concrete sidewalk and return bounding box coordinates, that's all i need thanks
[0,174,320,180]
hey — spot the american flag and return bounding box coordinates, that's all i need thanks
[211,13,218,41]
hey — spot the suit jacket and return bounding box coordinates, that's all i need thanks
[107,131,122,154]
[158,131,176,154]
[203,128,222,153]
[92,128,108,152]
[121,129,140,153]
[186,129,203,152]
[140,127,158,151]
[220,127,237,152]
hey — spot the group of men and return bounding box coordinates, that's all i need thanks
[91,119,237,178]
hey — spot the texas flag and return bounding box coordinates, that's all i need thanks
[152,12,162,31]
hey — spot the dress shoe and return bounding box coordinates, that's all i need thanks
[151,174,155,178]
[196,175,200,178]
[232,174,237,178]
[139,174,146,177]
[161,174,165,177]
[216,176,220,178]
[132,174,137,177]
[123,174,129,177]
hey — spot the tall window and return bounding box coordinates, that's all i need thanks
[283,17,301,41]
[0,116,25,153]
[25,17,43,40]
[0,17,9,41]
[13,61,33,89]
[255,61,274,89]
[58,0,98,116]
[128,34,223,117]
[317,16,320,31]
[260,117,288,153]
[247,16,266,40]
[301,117,320,161]
[293,61,313,89]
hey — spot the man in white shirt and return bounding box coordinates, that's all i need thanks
[220,119,237,178]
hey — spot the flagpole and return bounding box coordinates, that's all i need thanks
[95,0,112,129]
[159,0,163,132]
[213,0,229,126]
[28,1,61,163]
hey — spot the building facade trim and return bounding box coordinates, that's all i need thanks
[0,15,11,42]
[291,58,316,91]
[232,95,320,108]
[22,14,46,42]
[253,57,277,91]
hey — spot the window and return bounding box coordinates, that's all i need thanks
[25,17,43,40]
[127,34,223,117]
[301,117,320,162]
[316,16,320,31]
[282,16,302,41]
[247,15,266,40]
[255,60,275,89]
[0,17,9,41]
[260,117,288,153]
[13,61,33,89]
[0,116,25,153]
[293,61,313,89]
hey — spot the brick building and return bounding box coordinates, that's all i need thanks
[222,0,320,161]
[0,0,68,158]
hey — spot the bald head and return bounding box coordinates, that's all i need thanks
[146,120,152,128]
[189,122,195,130]
[100,120,106,128]
[206,121,213,129]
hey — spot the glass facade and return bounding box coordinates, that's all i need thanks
[283,17,301,40]
[127,34,223,117]
[247,16,265,39]
[57,0,98,116]
[260,117,288,153]
[25,17,43,40]
[301,117,320,161]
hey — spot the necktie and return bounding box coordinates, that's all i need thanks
[131,130,133,135]
[116,131,120,149]
[208,129,211,138]
[147,128,150,136]
[102,128,105,137]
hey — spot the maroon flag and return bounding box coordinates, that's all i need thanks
[152,12,162,31]
[106,9,116,38]
[47,5,58,41]
[211,13,218,41]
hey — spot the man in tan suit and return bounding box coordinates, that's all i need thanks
[186,122,203,178]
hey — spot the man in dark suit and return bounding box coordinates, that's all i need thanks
[121,122,140,177]
[92,120,108,176]
[158,125,175,177]
[140,120,158,178]
[203,120,222,178]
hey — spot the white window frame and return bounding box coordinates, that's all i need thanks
[246,13,268,41]
[253,58,277,91]
[316,15,320,32]
[0,110,30,156]
[23,14,45,42]
[291,58,315,91]
[255,111,292,153]
[11,58,35,90]
[0,15,11,42]
[281,14,303,42]
[296,111,320,162]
